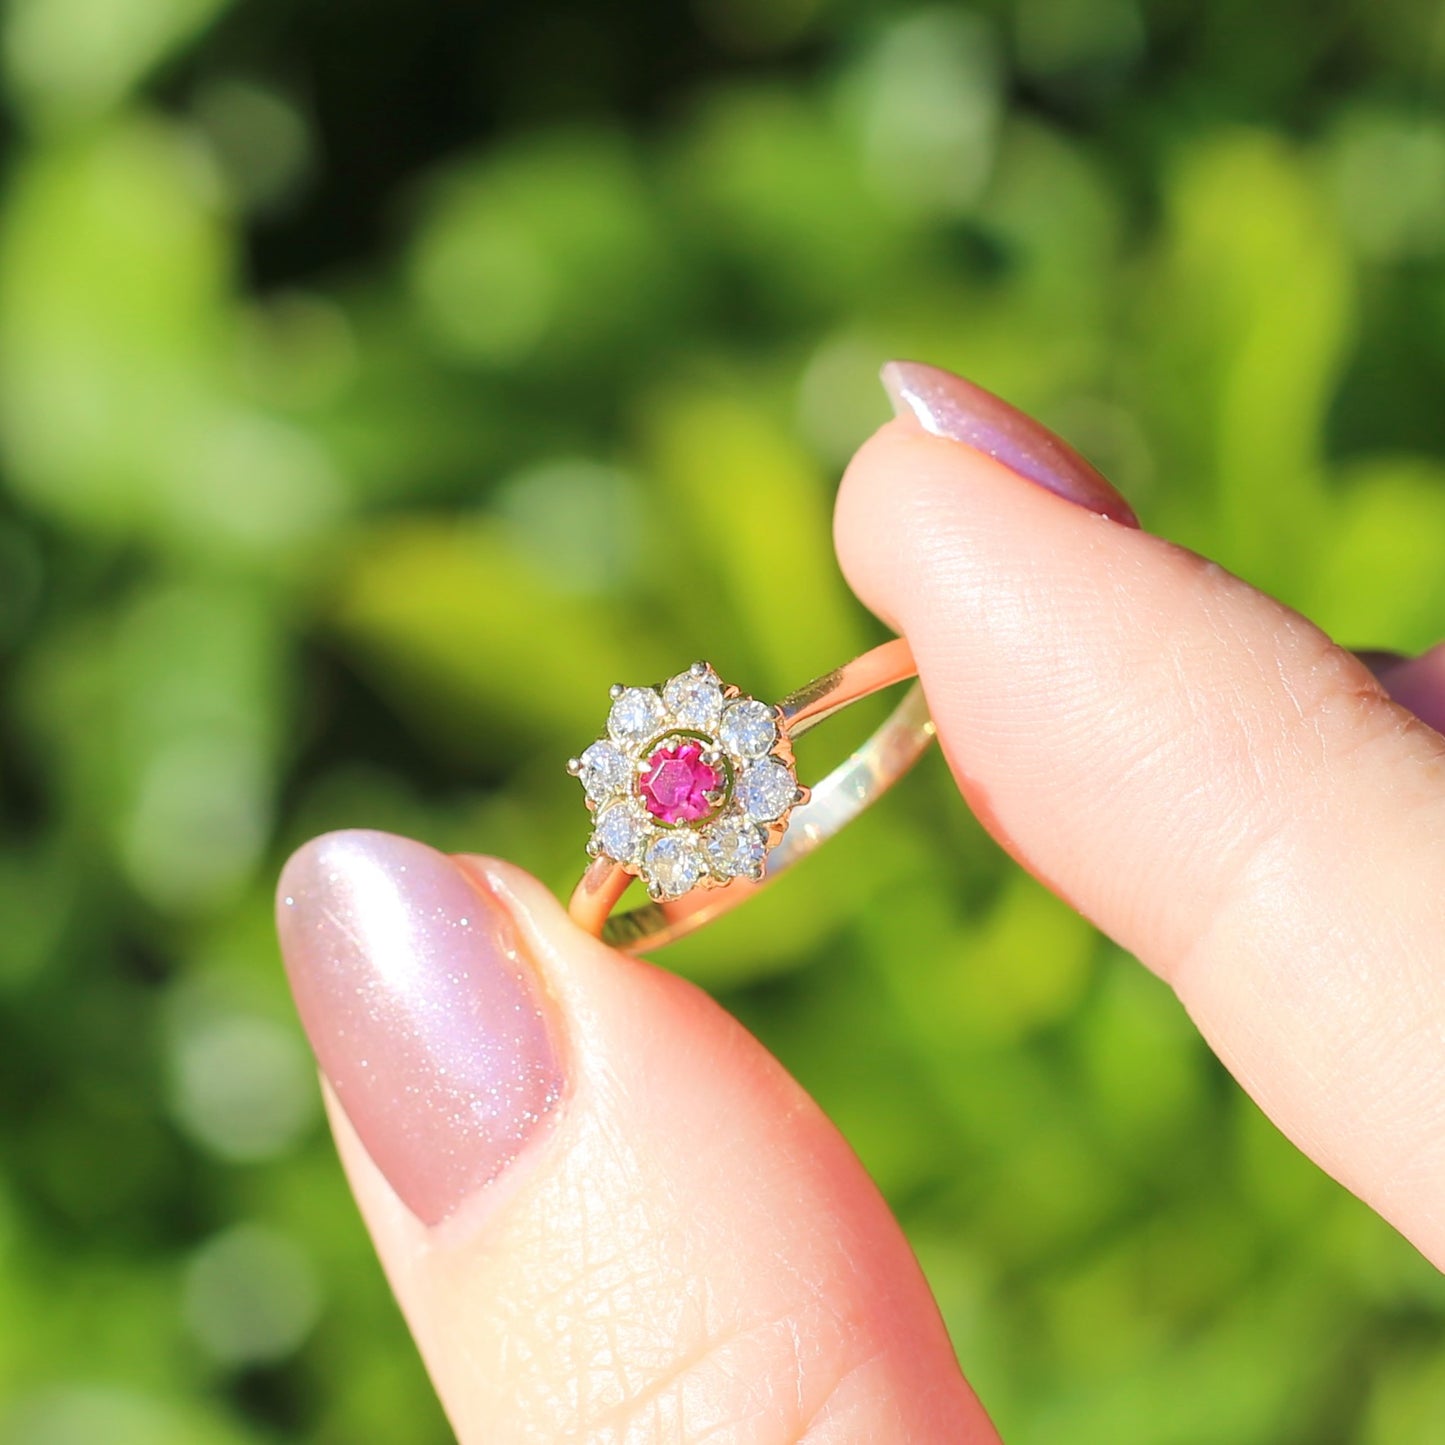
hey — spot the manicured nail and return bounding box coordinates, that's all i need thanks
[276,830,564,1225]
[881,360,1139,528]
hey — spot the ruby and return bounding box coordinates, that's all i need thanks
[639,739,722,825]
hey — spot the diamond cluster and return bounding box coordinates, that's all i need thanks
[569,663,803,901]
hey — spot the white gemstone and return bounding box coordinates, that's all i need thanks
[593,802,649,864]
[663,670,724,733]
[579,740,632,804]
[737,758,796,822]
[705,816,766,878]
[608,687,667,747]
[643,832,704,898]
[719,698,777,760]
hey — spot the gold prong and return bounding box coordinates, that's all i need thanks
[566,757,583,775]
[793,784,811,805]
[689,660,711,677]
[748,861,766,881]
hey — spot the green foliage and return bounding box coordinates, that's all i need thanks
[1,1,1444,1440]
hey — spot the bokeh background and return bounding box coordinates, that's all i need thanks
[3,0,1445,1440]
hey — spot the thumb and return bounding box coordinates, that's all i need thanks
[276,830,994,1443]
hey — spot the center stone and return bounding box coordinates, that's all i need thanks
[639,739,723,825]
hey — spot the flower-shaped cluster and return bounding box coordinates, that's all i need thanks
[568,662,805,900]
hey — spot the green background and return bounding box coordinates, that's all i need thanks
[3,0,1445,1440]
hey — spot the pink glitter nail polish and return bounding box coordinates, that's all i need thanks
[882,360,1139,528]
[276,830,563,1225]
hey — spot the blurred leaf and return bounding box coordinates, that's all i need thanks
[953,870,1097,1043]
[0,119,226,533]
[668,86,901,317]
[1015,1273,1344,1445]
[1074,958,1209,1160]
[0,845,76,990]
[1363,1348,1445,1445]
[1326,106,1445,261]
[331,516,676,751]
[1307,457,1445,650]
[4,0,230,128]
[17,577,284,914]
[1013,0,1144,86]
[974,116,1121,325]
[1,1386,259,1445]
[1233,1091,1338,1230]
[0,119,343,557]
[1143,133,1353,593]
[865,869,1095,1060]
[407,130,674,371]
[973,1117,1129,1261]
[692,0,831,54]
[182,1223,321,1367]
[642,389,865,691]
[839,9,1002,220]
[1317,1186,1445,1314]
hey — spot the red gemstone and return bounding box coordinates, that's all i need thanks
[639,739,722,824]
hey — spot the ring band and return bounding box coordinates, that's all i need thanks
[567,638,934,953]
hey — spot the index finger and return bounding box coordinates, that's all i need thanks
[836,362,1445,1268]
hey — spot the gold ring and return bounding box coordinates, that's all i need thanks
[566,638,934,953]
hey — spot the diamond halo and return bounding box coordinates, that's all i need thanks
[568,662,807,901]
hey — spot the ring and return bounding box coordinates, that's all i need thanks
[566,638,934,953]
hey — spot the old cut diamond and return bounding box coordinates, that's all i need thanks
[579,740,632,804]
[594,802,650,863]
[608,687,667,748]
[663,669,724,732]
[737,758,796,822]
[643,831,704,898]
[705,816,766,878]
[719,698,777,760]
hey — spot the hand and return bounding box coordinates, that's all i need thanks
[275,362,1445,1442]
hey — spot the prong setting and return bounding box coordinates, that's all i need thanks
[573,660,800,899]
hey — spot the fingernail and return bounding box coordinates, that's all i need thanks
[276,829,564,1225]
[881,359,1139,528]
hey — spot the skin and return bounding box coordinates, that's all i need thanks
[286,412,1445,1443]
